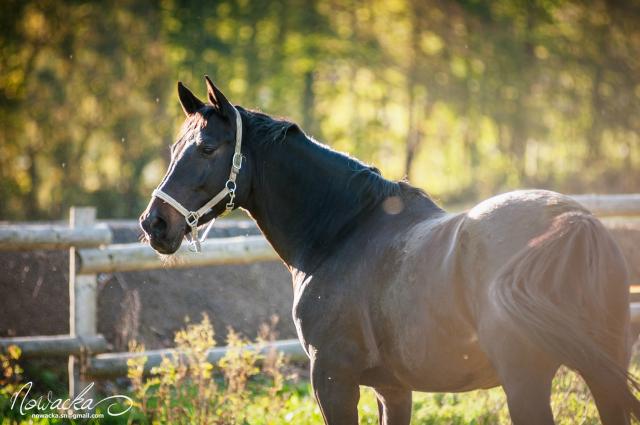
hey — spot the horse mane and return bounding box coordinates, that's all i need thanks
[184,105,433,211]
[238,106,433,206]
[237,106,440,261]
[236,106,297,146]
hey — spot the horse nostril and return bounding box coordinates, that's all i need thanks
[149,213,167,238]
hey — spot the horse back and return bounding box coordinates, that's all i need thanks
[374,190,595,390]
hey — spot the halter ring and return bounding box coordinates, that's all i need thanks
[186,212,200,228]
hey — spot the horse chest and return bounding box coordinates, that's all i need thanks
[291,270,382,368]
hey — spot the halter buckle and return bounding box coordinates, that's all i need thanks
[232,153,243,171]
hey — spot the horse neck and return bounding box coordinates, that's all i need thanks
[243,125,395,272]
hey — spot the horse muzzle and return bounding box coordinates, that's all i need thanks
[139,208,185,254]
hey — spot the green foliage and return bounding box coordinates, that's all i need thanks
[0,0,173,219]
[125,314,289,424]
[120,362,640,424]
[2,320,640,424]
[108,317,616,424]
[1,0,639,220]
[0,345,25,423]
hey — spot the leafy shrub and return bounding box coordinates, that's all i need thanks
[0,345,26,422]
[126,314,288,424]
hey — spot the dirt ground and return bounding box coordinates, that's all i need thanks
[0,220,295,350]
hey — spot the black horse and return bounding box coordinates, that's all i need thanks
[140,77,639,424]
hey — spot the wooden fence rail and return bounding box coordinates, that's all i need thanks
[0,224,111,251]
[571,194,640,217]
[0,194,639,396]
[77,235,278,274]
[0,335,108,358]
[87,339,306,378]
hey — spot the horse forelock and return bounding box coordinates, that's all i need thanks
[177,110,208,141]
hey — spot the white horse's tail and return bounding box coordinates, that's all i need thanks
[491,211,640,418]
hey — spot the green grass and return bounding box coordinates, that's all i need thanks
[0,360,610,425]
[0,316,628,424]
[0,375,603,425]
[243,371,600,425]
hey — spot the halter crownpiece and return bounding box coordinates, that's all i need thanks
[152,106,243,252]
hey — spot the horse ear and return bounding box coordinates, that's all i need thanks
[204,75,234,118]
[177,81,204,116]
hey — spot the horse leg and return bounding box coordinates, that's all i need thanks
[583,335,633,425]
[373,387,412,425]
[498,359,558,425]
[586,382,631,425]
[482,326,559,425]
[311,358,360,425]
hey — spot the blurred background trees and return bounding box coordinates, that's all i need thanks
[1,0,639,220]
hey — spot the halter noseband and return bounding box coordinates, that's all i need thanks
[152,106,243,252]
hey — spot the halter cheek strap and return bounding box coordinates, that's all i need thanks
[152,106,243,252]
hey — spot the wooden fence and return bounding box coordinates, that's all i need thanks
[0,194,639,397]
[0,207,288,397]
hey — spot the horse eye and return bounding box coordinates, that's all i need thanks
[201,145,216,155]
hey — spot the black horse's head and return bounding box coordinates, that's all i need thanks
[139,77,250,254]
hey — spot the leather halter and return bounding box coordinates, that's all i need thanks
[152,107,243,252]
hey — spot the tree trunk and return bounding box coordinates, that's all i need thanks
[587,65,604,162]
[301,70,316,135]
[25,146,40,216]
[404,0,422,180]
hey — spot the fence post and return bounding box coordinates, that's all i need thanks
[68,207,98,398]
